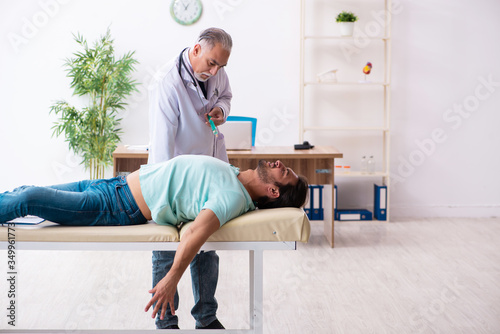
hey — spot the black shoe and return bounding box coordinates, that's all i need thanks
[195,319,225,329]
[164,324,180,329]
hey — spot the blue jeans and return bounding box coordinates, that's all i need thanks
[152,250,219,328]
[0,176,147,225]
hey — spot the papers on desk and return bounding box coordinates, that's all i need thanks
[3,215,45,225]
[125,145,149,151]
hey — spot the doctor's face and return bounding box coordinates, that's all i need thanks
[191,43,230,82]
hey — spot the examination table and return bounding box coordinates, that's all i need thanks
[0,207,311,334]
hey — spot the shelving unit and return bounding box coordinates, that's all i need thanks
[299,0,392,220]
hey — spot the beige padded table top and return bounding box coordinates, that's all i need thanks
[0,208,310,243]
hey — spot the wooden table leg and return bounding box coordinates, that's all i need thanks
[322,158,335,248]
[322,184,334,248]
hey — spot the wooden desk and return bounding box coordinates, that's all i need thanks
[112,145,149,177]
[113,145,343,247]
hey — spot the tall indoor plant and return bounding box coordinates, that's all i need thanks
[50,29,138,179]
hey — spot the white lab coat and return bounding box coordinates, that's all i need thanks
[148,49,232,164]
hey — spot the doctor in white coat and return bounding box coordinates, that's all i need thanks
[147,28,232,330]
[148,36,231,163]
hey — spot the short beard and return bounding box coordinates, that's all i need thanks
[257,160,272,184]
[194,71,212,82]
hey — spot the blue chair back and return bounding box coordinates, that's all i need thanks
[226,116,257,146]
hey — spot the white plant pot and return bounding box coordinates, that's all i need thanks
[339,22,355,37]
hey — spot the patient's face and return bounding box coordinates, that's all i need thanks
[257,160,299,186]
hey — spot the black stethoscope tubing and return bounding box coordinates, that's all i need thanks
[178,47,198,87]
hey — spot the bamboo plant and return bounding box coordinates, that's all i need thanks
[50,29,138,179]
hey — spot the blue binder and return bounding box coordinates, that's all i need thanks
[374,184,387,221]
[334,184,337,217]
[305,185,324,220]
[335,209,372,221]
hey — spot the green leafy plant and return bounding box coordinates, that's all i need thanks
[50,29,139,179]
[336,11,358,22]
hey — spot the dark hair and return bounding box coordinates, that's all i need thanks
[256,175,309,209]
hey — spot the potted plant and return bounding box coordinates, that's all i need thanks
[50,29,139,179]
[336,11,358,37]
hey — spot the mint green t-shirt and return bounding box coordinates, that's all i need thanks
[139,155,256,226]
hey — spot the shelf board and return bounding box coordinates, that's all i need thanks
[305,81,390,86]
[335,171,389,178]
[304,126,389,131]
[304,35,390,41]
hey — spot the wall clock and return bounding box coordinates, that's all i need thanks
[170,0,203,26]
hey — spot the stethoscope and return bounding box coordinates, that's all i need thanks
[177,47,220,156]
[178,47,199,88]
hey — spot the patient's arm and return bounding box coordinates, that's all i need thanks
[144,208,220,320]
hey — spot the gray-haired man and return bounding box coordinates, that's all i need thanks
[148,28,233,329]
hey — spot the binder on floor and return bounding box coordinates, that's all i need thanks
[305,185,324,220]
[335,209,372,221]
[374,184,387,221]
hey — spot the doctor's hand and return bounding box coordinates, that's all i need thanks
[205,107,224,126]
[145,273,179,320]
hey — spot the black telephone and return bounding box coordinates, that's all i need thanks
[294,141,314,150]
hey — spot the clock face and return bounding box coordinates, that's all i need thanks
[170,0,203,26]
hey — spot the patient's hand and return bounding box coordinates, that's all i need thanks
[146,273,179,319]
[144,209,220,320]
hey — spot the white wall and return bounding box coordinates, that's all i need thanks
[0,0,498,218]
[390,0,500,217]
